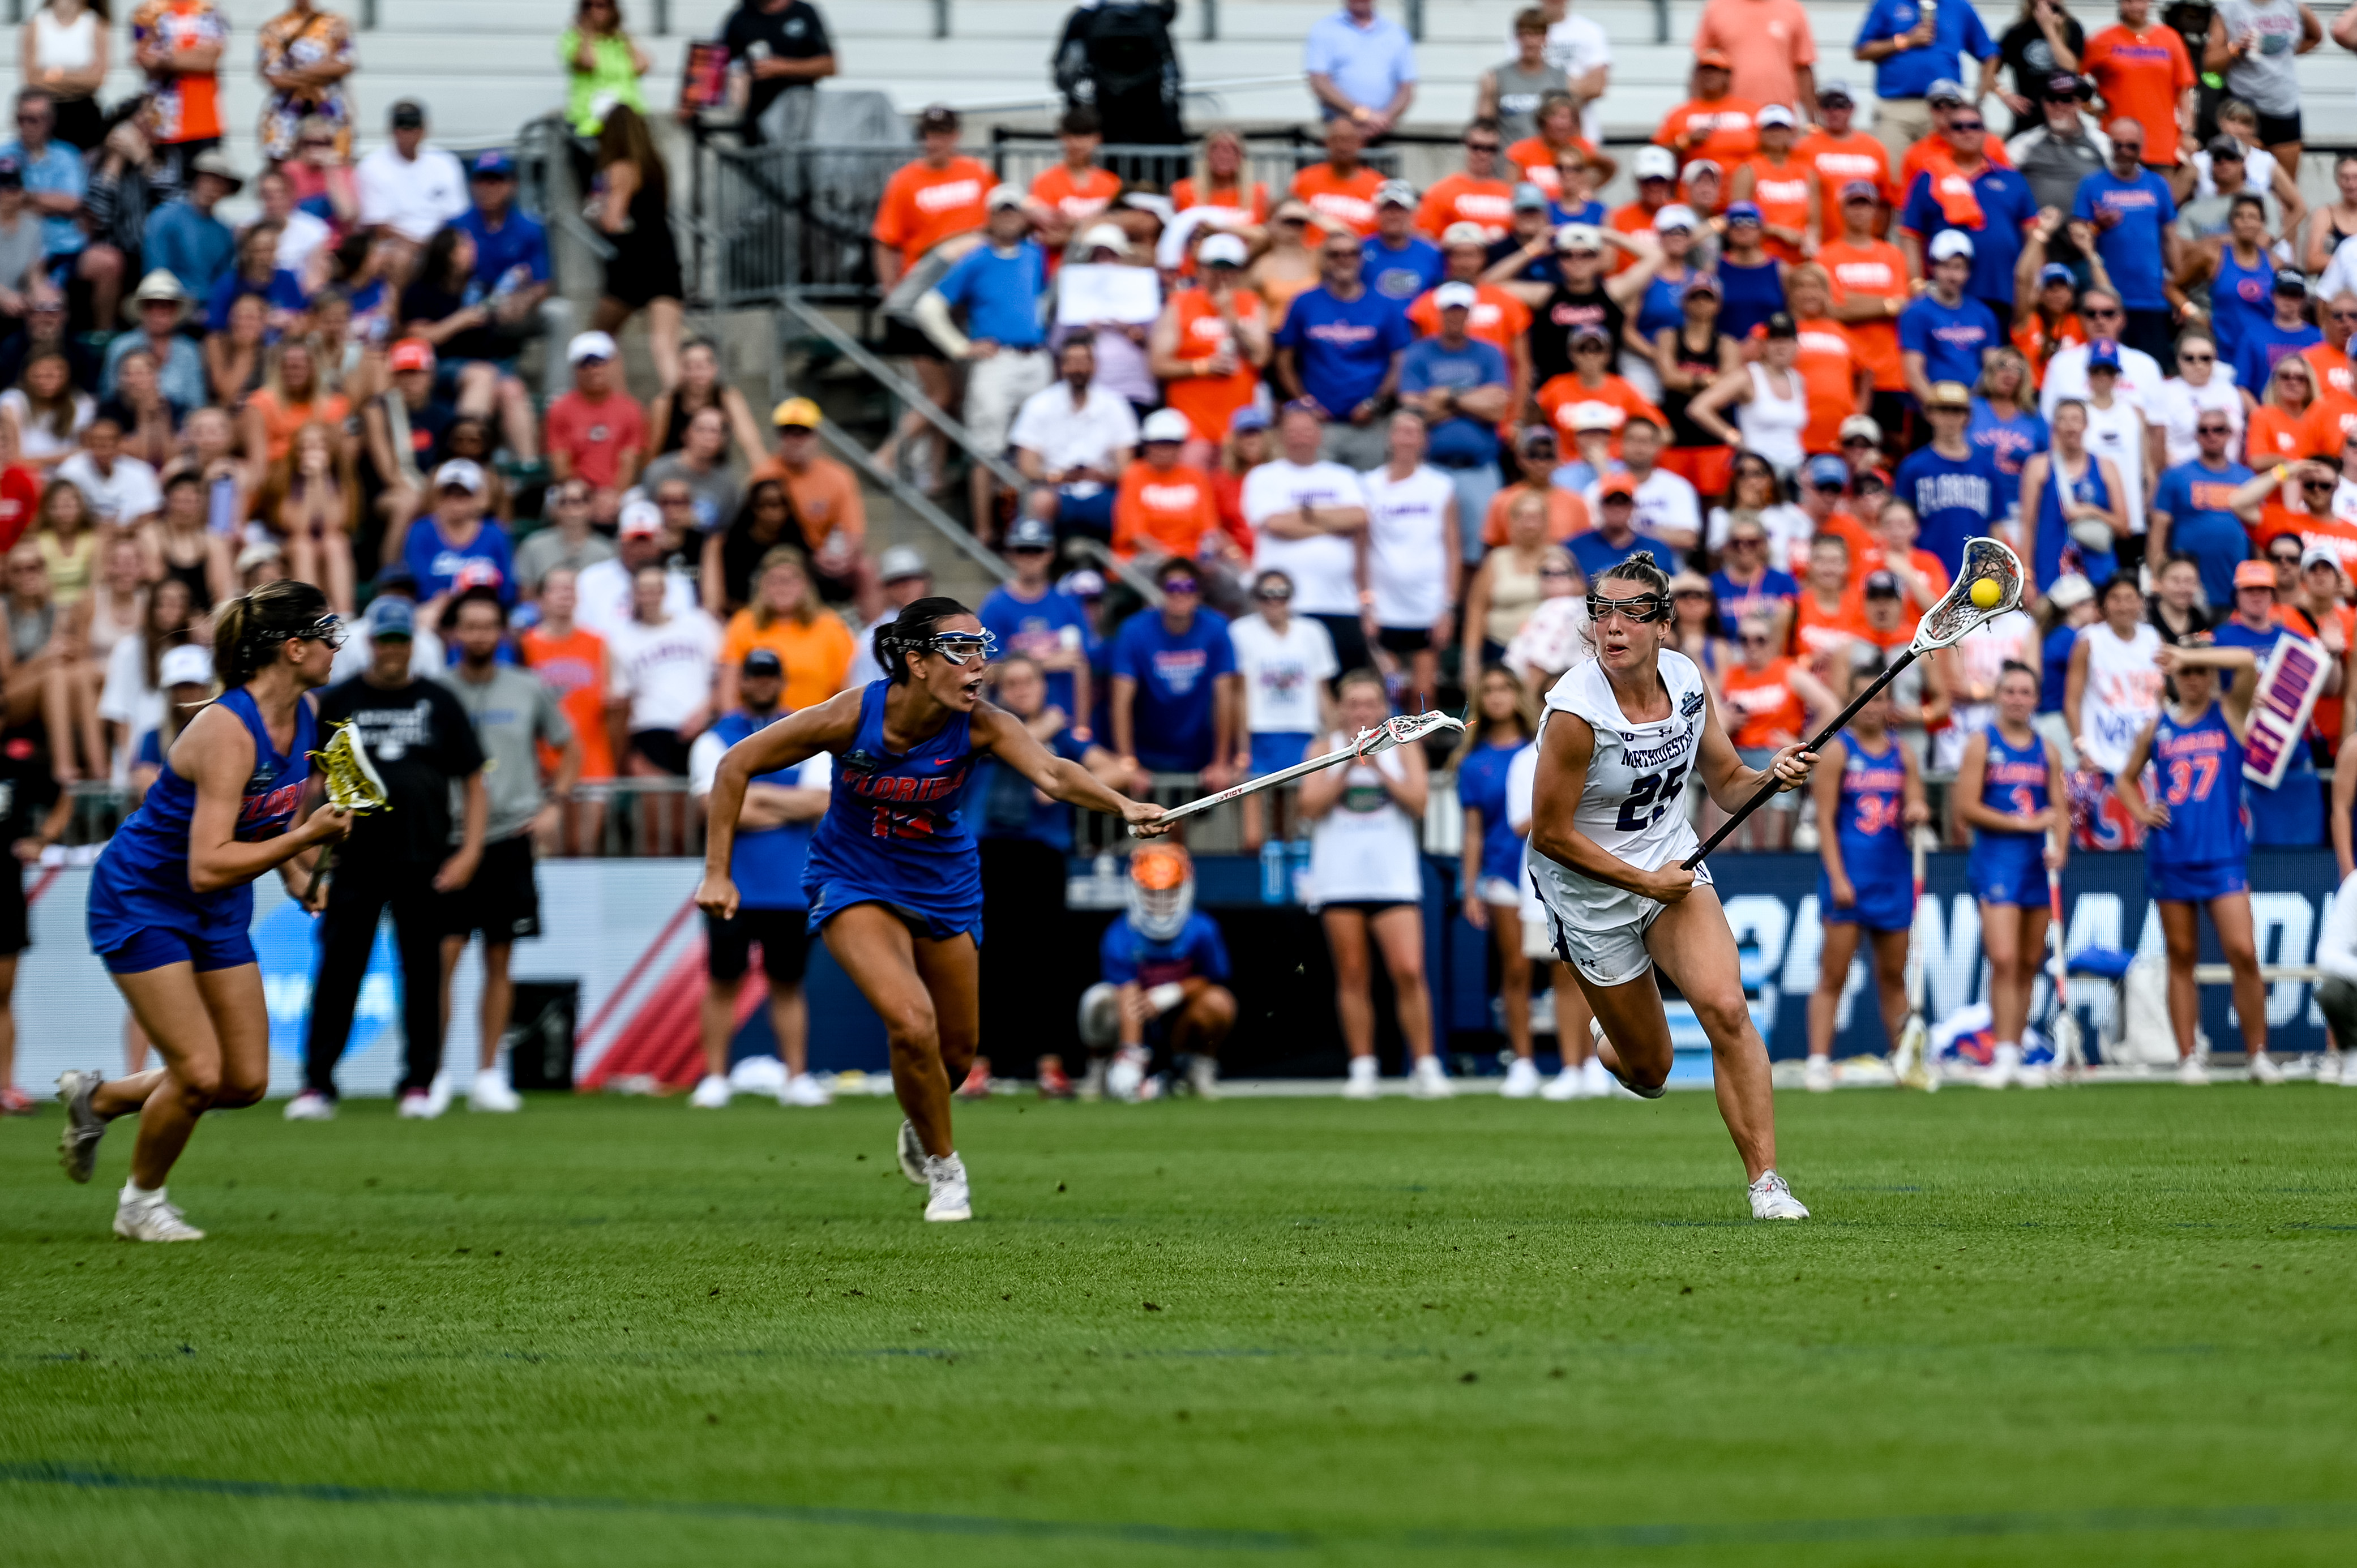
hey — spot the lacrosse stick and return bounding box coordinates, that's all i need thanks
[1892,826,1937,1091]
[301,719,392,902]
[2047,864,2086,1081]
[1686,537,2025,868]
[1131,709,1467,836]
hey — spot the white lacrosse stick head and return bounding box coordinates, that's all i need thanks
[1352,710,1468,759]
[1914,537,2026,652]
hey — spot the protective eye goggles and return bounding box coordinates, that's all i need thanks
[268,613,348,652]
[921,629,998,665]
[1586,592,1672,625]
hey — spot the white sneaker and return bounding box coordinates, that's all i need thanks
[1341,1056,1380,1100]
[1500,1058,1542,1099]
[1804,1056,1834,1094]
[1407,1055,1454,1100]
[727,1055,788,1099]
[2176,1055,2209,1086]
[1105,1045,1149,1103]
[922,1153,971,1222]
[688,1074,732,1109]
[2016,1063,2050,1090]
[423,1072,455,1118]
[1077,1055,1109,1102]
[396,1088,439,1119]
[468,1070,523,1113]
[1748,1171,1810,1220]
[2247,1051,2284,1086]
[2320,1052,2343,1087]
[1185,1055,1220,1100]
[1540,1065,1581,1101]
[114,1189,205,1242]
[896,1119,928,1185]
[1580,1057,1614,1099]
[283,1090,336,1121]
[780,1072,835,1107]
[1983,1043,2021,1090]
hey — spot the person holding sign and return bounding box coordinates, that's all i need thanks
[2225,466,2346,845]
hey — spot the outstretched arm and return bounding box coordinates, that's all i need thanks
[972,704,1167,833]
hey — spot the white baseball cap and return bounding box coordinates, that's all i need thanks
[1434,281,1478,311]
[1928,230,1975,262]
[1197,232,1248,268]
[1440,221,1489,247]
[433,459,485,495]
[1079,222,1129,254]
[1757,104,1797,130]
[986,183,1027,211]
[1140,408,1192,443]
[618,498,664,537]
[1567,401,1623,432]
[1653,204,1699,234]
[567,329,618,364]
[1633,146,1678,182]
[158,644,213,688]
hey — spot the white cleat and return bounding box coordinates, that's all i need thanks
[896,1120,928,1185]
[2017,1064,2050,1090]
[1803,1056,1834,1094]
[55,1069,108,1184]
[1748,1171,1810,1220]
[922,1153,972,1222]
[283,1090,336,1121]
[114,1189,205,1243]
[2176,1055,2209,1087]
[1982,1043,2020,1090]
[1105,1045,1149,1103]
[1407,1055,1454,1100]
[1580,1056,1614,1099]
[468,1070,523,1113]
[1341,1056,1380,1100]
[1540,1064,1582,1100]
[1185,1054,1220,1100]
[2246,1051,2284,1086]
[780,1072,835,1107]
[2318,1052,2342,1086]
[687,1074,733,1109]
[423,1072,455,1118]
[1076,1055,1108,1102]
[396,1088,440,1119]
[727,1055,788,1099]
[1500,1057,1542,1099]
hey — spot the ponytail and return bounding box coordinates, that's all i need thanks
[212,579,334,687]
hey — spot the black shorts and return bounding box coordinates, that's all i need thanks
[444,834,541,942]
[1376,625,1431,655]
[704,906,810,984]
[1320,899,1416,918]
[0,866,27,957]
[630,728,692,775]
[880,316,944,361]
[2255,109,2302,147]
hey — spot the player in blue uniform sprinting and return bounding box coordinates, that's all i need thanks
[1804,667,1928,1093]
[55,582,354,1241]
[697,597,1166,1222]
[1953,662,2067,1089]
[2114,641,2277,1086]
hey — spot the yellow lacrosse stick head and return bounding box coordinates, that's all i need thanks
[311,720,391,813]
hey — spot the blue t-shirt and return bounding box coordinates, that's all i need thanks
[977,581,1098,718]
[2072,168,2176,310]
[1899,293,2003,388]
[0,139,85,256]
[1362,234,1444,312]
[404,517,517,606]
[1396,335,1509,465]
[711,708,820,909]
[932,241,1050,351]
[457,204,553,292]
[1893,444,2002,575]
[1900,166,2039,307]
[1965,399,2048,518]
[206,267,307,333]
[1110,606,1236,773]
[142,199,237,301]
[2152,458,2256,609]
[2232,319,2322,401]
[1273,285,1414,417]
[1546,197,1608,229]
[973,727,1090,851]
[1854,0,1997,98]
[1568,528,1663,581]
[1710,566,1800,633]
[1454,737,1528,885]
[1100,908,1231,987]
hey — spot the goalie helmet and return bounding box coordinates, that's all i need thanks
[1127,843,1195,942]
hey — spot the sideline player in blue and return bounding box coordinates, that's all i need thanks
[696,598,1167,1223]
[2114,641,2278,1086]
[55,581,355,1241]
[1952,662,2067,1090]
[1804,670,1928,1094]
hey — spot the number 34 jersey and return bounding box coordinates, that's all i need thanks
[1528,649,1713,932]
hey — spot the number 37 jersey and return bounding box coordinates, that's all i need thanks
[1528,650,1713,931]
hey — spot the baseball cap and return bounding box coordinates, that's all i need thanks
[1567,400,1623,432]
[1840,413,1883,443]
[132,269,188,306]
[1512,182,1551,211]
[367,596,416,640]
[1198,232,1248,267]
[1924,380,1972,409]
[1682,270,1721,297]
[2046,72,2086,99]
[237,538,283,575]
[2086,339,2123,371]
[878,546,930,584]
[189,149,244,190]
[567,329,618,365]
[1554,222,1603,253]
[471,149,515,179]
[2208,135,2248,162]
[741,648,785,678]
[1927,78,1967,106]
[2275,271,2311,296]
[1375,179,1417,209]
[1006,516,1057,551]
[2234,559,2278,589]
[1434,281,1478,311]
[2038,263,2076,288]
[389,98,426,129]
[1078,222,1128,254]
[1568,323,1610,348]
[1863,570,1901,598]
[1633,146,1678,182]
[1653,203,1698,233]
[2301,543,2343,574]
[1516,424,1559,453]
[2046,573,2095,609]
[1818,79,1856,106]
[1056,568,1105,599]
[1806,453,1850,489]
[986,183,1027,212]
[433,459,485,494]
[1598,474,1638,500]
[388,337,435,374]
[1725,200,1763,226]
[158,644,213,688]
[917,102,960,134]
[1763,311,1797,339]
[618,498,664,537]
[1684,158,1723,178]
[1439,221,1489,247]
[375,563,418,595]
[1757,104,1797,130]
[772,396,822,429]
[1140,407,1191,443]
[1229,405,1270,435]
[1841,179,1879,204]
[1928,230,1975,262]
[1696,48,1733,68]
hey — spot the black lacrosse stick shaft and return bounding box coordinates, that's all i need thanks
[1682,646,1922,869]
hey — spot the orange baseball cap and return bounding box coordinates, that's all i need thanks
[2234,559,2278,589]
[1696,49,1733,69]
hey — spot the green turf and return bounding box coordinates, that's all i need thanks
[5,1087,2355,1567]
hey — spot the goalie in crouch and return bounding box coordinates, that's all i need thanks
[1526,554,1816,1220]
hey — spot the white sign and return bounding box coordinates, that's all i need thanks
[1056,263,1162,327]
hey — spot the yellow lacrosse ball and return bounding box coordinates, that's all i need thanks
[1969,578,2001,609]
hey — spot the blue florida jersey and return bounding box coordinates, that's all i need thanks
[1965,725,2052,906]
[88,686,315,954]
[1100,909,1231,989]
[1978,727,2051,829]
[1821,735,1913,930]
[2146,701,2245,867]
[802,681,984,936]
[696,708,831,911]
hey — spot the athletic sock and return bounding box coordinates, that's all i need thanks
[120,1180,163,1205]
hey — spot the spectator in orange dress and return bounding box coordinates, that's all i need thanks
[1149,233,1271,472]
[1290,117,1385,238]
[1791,530,1873,681]
[1717,612,1838,846]
[870,104,994,483]
[1729,105,1820,264]
[1415,121,1516,241]
[2247,353,2325,465]
[715,543,854,714]
[1653,50,1763,167]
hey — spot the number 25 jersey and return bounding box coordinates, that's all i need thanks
[1528,649,1712,931]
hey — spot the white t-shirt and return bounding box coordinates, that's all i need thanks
[2082,396,2151,535]
[2074,620,2165,774]
[1705,500,1812,563]
[2152,375,2245,468]
[2192,144,2282,203]
[97,634,161,786]
[356,144,470,244]
[2039,342,2167,425]
[688,730,831,798]
[54,451,162,527]
[1228,612,1338,735]
[605,610,722,732]
[2321,235,2357,305]
[0,388,94,466]
[574,558,697,640]
[1006,382,1140,492]
[1532,14,1611,143]
[1588,468,1701,547]
[1241,458,1367,616]
[276,208,334,277]
[1361,462,1455,628]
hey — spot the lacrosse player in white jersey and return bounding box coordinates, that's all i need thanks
[1526,552,1817,1219]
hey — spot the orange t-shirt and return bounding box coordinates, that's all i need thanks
[1172,178,1270,226]
[1290,163,1385,237]
[1735,156,1816,264]
[1161,287,1267,445]
[1720,658,1807,749]
[1791,316,1860,455]
[1816,237,1910,392]
[1792,588,1871,672]
[1030,164,1121,228]
[1802,508,1880,581]
[1897,133,2012,201]
[749,454,867,548]
[2302,341,2357,405]
[1112,461,1223,560]
[1853,542,1952,632]
[1795,128,1896,209]
[1405,282,1530,352]
[2257,504,2357,581]
[1480,483,1593,547]
[718,609,856,714]
[2275,599,2357,742]
[247,389,352,464]
[1503,135,1600,201]
[1534,374,1666,440]
[2247,404,2317,464]
[2012,312,2087,389]
[2082,24,2196,168]
[1607,199,1670,271]
[2304,392,2357,458]
[519,624,614,781]
[1414,173,1516,241]
[871,155,994,270]
[1652,97,1764,166]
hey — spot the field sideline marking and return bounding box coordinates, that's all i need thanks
[5,1463,2352,1549]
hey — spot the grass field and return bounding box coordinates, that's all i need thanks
[5,1086,2355,1567]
